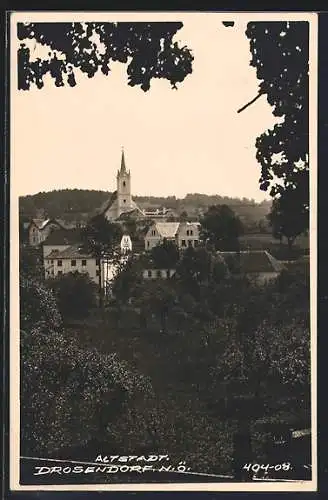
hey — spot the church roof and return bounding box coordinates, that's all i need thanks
[99,191,117,215]
[120,148,127,174]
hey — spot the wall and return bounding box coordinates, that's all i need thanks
[45,257,100,285]
[176,223,200,249]
[142,268,175,279]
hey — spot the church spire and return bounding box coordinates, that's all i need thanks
[120,147,127,174]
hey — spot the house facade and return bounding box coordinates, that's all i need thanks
[44,245,100,285]
[144,221,200,250]
[142,268,176,280]
[28,218,64,247]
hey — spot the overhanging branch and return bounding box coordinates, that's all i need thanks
[237,91,264,114]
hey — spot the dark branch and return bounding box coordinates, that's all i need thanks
[237,91,264,114]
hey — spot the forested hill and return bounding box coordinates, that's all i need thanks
[19,189,272,226]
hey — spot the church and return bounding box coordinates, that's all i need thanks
[101,149,145,221]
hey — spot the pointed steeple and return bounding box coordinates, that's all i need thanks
[120,147,127,174]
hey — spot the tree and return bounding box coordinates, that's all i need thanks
[176,246,214,297]
[17,22,193,91]
[179,210,189,222]
[20,269,152,458]
[20,273,62,332]
[200,204,244,251]
[267,189,308,250]
[82,213,122,303]
[47,271,98,321]
[150,239,180,269]
[19,244,44,280]
[243,22,309,216]
[82,213,122,258]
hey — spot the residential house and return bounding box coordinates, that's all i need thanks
[42,228,82,260]
[144,221,200,251]
[217,250,284,284]
[27,218,64,247]
[44,244,101,286]
[176,222,201,249]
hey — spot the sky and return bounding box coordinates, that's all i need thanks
[11,14,286,201]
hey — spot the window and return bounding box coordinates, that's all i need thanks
[82,260,87,266]
[147,241,150,248]
[123,199,126,203]
[96,270,100,277]
[181,240,186,247]
[186,230,189,236]
[190,230,193,236]
[71,259,76,266]
[147,270,152,278]
[188,240,192,247]
[151,230,156,236]
[96,259,100,265]
[58,260,62,267]
[123,181,126,187]
[58,270,63,275]
[51,260,53,264]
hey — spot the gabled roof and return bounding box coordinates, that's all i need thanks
[116,205,145,220]
[43,228,82,246]
[218,250,283,274]
[47,244,92,260]
[29,218,63,230]
[150,222,180,238]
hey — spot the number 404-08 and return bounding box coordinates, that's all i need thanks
[243,463,291,473]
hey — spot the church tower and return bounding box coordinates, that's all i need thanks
[116,148,132,217]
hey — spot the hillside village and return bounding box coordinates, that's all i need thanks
[19,149,299,293]
[20,150,311,482]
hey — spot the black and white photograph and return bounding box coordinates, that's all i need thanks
[10,11,317,491]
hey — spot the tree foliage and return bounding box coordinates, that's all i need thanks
[20,269,151,457]
[17,22,193,91]
[200,204,244,251]
[82,213,122,259]
[267,189,308,248]
[245,22,309,221]
[151,239,180,269]
[20,273,62,332]
[47,271,98,320]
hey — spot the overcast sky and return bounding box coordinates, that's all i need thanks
[12,15,286,201]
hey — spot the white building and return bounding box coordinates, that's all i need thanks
[142,268,176,280]
[144,221,201,251]
[44,245,101,285]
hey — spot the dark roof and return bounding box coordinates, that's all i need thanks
[43,228,82,246]
[116,207,144,220]
[47,244,92,260]
[218,250,283,274]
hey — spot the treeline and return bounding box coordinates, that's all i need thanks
[19,189,272,228]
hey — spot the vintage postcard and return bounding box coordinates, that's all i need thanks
[9,11,317,491]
